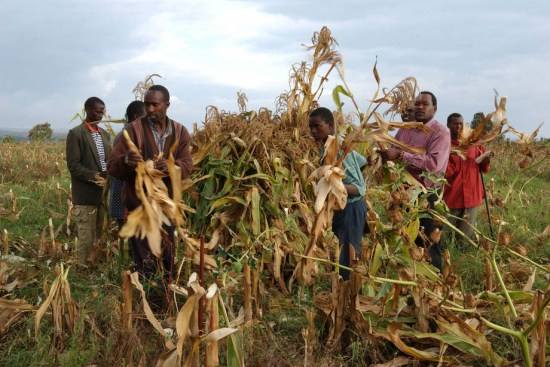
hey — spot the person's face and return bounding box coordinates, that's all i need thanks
[401,104,415,122]
[448,116,464,140]
[144,90,169,124]
[414,93,437,123]
[309,115,333,143]
[85,103,105,123]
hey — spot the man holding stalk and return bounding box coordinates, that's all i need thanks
[381,91,450,270]
[108,85,193,278]
[309,107,368,281]
[444,113,492,247]
[66,97,111,264]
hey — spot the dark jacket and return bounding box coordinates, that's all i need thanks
[108,117,193,211]
[66,123,112,205]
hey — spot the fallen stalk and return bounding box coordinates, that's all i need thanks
[294,253,417,286]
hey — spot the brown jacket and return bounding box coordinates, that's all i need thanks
[66,123,112,205]
[107,117,193,211]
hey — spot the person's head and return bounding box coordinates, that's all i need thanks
[125,100,146,122]
[414,91,437,123]
[144,85,170,124]
[401,102,416,122]
[447,113,464,140]
[309,107,335,143]
[84,97,105,124]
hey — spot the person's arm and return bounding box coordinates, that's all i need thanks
[401,128,450,173]
[445,153,460,179]
[477,145,491,173]
[174,127,194,178]
[345,184,360,196]
[343,151,366,197]
[66,129,97,182]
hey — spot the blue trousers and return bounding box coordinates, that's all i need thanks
[332,200,367,280]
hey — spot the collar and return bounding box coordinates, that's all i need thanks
[148,117,173,137]
[84,121,100,133]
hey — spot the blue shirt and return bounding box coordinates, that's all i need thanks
[320,147,367,204]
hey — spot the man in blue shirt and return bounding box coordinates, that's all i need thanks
[309,107,367,280]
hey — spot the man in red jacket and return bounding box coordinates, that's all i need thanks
[444,113,491,246]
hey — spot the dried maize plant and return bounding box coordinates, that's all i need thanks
[372,76,419,119]
[453,93,545,170]
[109,26,549,365]
[133,73,162,100]
[118,130,180,258]
[34,263,77,350]
[311,124,548,365]
[127,272,240,367]
[293,135,346,285]
[188,94,323,292]
[285,26,342,128]
[455,93,509,155]
[507,122,544,168]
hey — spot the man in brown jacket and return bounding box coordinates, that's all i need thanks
[108,85,193,278]
[66,97,111,263]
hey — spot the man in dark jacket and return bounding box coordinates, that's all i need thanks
[66,97,111,263]
[108,85,193,277]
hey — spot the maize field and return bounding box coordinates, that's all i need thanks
[1,27,549,367]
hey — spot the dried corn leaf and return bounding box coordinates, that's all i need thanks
[386,323,439,361]
[0,297,33,334]
[129,272,174,346]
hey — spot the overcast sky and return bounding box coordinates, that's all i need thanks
[1,0,549,137]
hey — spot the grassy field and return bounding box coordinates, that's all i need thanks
[0,139,549,366]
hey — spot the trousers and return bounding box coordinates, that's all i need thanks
[72,204,104,262]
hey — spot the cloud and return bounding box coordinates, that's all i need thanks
[0,0,548,137]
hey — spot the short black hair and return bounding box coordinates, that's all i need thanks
[84,97,105,110]
[447,112,463,124]
[419,91,437,107]
[147,84,170,102]
[309,107,334,126]
[125,100,145,121]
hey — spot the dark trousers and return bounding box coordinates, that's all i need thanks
[130,226,175,279]
[332,200,367,281]
[415,193,443,271]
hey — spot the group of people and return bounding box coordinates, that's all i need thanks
[66,85,490,280]
[309,90,491,277]
[66,85,192,278]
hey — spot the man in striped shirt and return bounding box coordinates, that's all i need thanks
[66,97,111,264]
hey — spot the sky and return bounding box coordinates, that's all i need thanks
[1,0,549,137]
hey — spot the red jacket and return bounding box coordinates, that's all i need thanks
[443,140,490,209]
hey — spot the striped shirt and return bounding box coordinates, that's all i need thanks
[148,119,173,153]
[90,131,107,172]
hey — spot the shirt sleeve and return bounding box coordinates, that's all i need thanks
[342,151,367,197]
[66,129,97,182]
[401,127,450,175]
[445,152,461,179]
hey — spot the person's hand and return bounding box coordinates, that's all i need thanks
[124,150,142,168]
[92,173,106,187]
[475,150,494,165]
[154,158,168,174]
[381,148,402,162]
